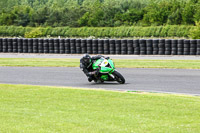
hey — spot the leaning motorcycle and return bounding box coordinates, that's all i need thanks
[92,57,125,84]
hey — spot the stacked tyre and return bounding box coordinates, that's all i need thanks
[81,39,86,54]
[184,40,190,55]
[28,39,33,53]
[7,38,13,53]
[54,39,59,54]
[153,39,159,55]
[92,39,98,54]
[98,39,104,54]
[86,39,92,54]
[190,40,197,55]
[33,39,38,53]
[23,39,28,53]
[133,39,140,55]
[109,39,115,55]
[177,39,184,55]
[38,39,44,53]
[158,39,165,55]
[2,38,7,53]
[0,38,2,52]
[121,39,127,55]
[171,40,178,55]
[43,39,49,53]
[104,39,109,54]
[146,39,153,55]
[17,38,22,53]
[59,39,65,54]
[165,39,171,55]
[139,39,146,55]
[49,39,54,53]
[1,38,200,55]
[76,39,81,54]
[13,38,18,53]
[70,39,76,54]
[115,40,121,54]
[65,39,70,54]
[127,40,133,55]
[197,40,200,55]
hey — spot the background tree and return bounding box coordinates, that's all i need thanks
[0,0,200,27]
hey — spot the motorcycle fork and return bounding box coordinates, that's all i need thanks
[108,69,115,79]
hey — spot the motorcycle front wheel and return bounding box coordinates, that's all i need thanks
[112,71,125,84]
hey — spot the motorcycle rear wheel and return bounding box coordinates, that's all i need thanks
[112,71,125,84]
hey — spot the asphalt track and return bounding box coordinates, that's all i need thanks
[0,66,200,96]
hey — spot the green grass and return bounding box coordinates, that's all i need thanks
[115,59,200,69]
[0,58,200,69]
[0,58,79,67]
[0,84,200,133]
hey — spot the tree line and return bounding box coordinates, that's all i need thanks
[0,0,200,27]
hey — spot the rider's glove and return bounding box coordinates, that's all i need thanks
[105,57,110,59]
[96,67,100,75]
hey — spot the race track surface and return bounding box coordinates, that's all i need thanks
[0,66,200,96]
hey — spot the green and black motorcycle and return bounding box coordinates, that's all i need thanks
[92,57,125,84]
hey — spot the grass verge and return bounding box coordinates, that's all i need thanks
[0,58,200,69]
[0,84,200,133]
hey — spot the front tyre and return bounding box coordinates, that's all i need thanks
[112,71,125,84]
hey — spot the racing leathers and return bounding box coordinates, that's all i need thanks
[80,55,105,82]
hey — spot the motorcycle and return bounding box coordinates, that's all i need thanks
[92,57,125,84]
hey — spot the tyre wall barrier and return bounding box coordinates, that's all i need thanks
[0,38,200,55]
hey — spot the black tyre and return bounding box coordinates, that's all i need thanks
[159,51,165,55]
[153,51,158,55]
[134,51,140,55]
[0,38,2,52]
[147,51,153,55]
[112,71,125,84]
[153,39,159,48]
[153,47,158,51]
[172,48,177,51]
[133,39,139,48]
[178,52,183,55]
[146,39,153,47]
[165,51,171,55]
[140,51,146,55]
[171,51,177,55]
[172,40,178,46]
[134,47,140,55]
[197,40,200,48]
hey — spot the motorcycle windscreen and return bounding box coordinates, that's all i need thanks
[108,60,115,69]
[92,59,104,69]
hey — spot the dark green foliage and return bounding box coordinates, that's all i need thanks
[1,0,200,27]
[115,9,144,25]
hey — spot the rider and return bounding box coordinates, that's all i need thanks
[80,54,108,82]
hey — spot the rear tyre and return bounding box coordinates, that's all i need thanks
[112,71,125,84]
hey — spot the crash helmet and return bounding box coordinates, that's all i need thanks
[82,54,91,64]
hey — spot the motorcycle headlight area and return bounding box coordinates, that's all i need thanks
[105,63,112,68]
[100,60,112,68]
